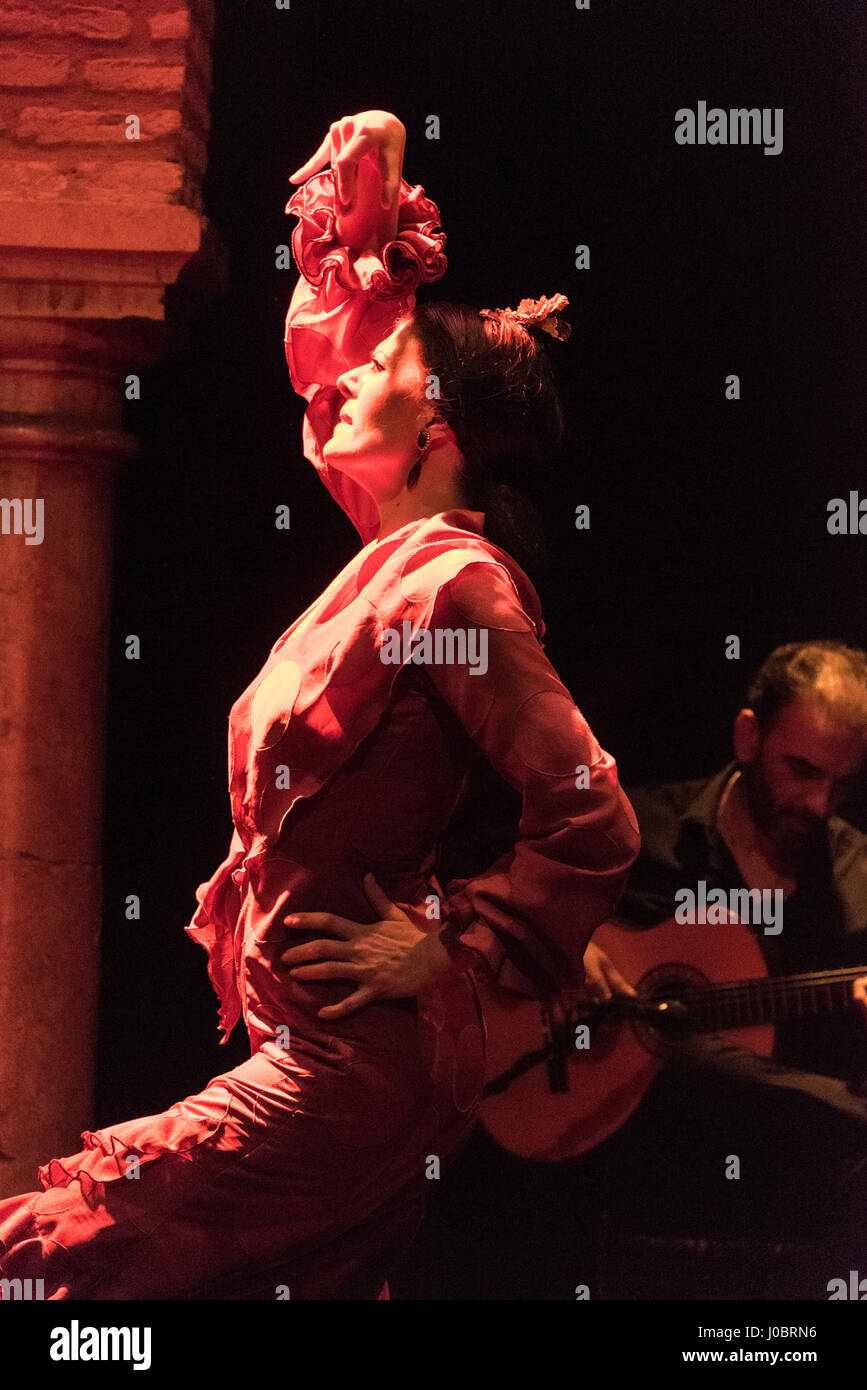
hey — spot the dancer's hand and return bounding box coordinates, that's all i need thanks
[288,110,405,253]
[279,871,457,1018]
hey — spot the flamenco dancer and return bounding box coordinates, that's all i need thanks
[0,110,639,1299]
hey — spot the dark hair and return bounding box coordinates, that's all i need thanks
[746,640,867,734]
[406,301,565,574]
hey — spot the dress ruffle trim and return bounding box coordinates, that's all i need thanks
[285,170,447,301]
[185,830,247,1044]
[36,1099,234,1205]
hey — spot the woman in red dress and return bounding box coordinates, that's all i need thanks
[0,111,639,1300]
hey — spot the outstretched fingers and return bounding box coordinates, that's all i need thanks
[287,125,335,183]
[289,118,403,213]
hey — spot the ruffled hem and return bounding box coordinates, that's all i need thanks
[36,1097,234,1205]
[285,169,447,301]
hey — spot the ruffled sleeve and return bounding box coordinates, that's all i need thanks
[424,562,641,997]
[283,169,448,546]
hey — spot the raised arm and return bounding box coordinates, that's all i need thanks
[289,111,405,259]
[426,562,641,997]
[283,112,447,545]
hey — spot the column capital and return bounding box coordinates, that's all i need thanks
[0,204,227,324]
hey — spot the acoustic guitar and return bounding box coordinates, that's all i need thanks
[477,915,866,1161]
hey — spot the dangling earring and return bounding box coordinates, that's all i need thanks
[407,427,429,490]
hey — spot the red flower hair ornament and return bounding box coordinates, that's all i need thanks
[479,293,572,341]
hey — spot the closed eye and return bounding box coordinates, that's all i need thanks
[370,356,386,372]
[786,757,819,778]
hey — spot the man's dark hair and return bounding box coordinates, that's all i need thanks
[746,641,867,735]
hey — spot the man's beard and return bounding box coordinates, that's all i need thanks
[739,762,825,860]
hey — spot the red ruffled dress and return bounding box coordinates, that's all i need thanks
[0,171,640,1300]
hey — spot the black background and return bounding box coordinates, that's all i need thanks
[95,0,865,1297]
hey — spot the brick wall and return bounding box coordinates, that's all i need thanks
[0,1,214,215]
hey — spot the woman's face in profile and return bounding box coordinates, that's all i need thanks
[324,317,428,493]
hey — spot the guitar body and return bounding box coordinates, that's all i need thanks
[477,915,772,1161]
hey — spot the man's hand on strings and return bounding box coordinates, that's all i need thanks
[854,974,867,1029]
[582,939,636,1000]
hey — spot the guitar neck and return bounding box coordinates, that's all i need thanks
[690,966,866,1033]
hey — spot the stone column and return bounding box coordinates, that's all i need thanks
[0,0,223,1197]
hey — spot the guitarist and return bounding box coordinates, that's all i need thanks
[581,640,867,1254]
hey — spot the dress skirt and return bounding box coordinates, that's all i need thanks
[0,971,487,1301]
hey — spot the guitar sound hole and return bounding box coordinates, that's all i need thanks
[631,964,708,1055]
